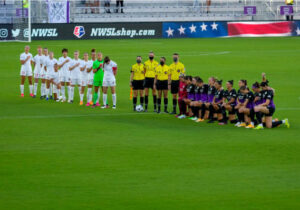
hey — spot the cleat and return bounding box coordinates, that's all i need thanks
[96,102,100,107]
[101,105,106,109]
[46,97,49,101]
[20,93,24,97]
[106,104,109,108]
[178,115,186,119]
[32,95,36,98]
[79,101,83,106]
[207,119,215,123]
[89,101,93,105]
[49,96,53,100]
[157,110,161,114]
[235,122,241,127]
[154,109,157,113]
[246,124,255,129]
[188,117,194,120]
[196,118,204,123]
[40,95,44,99]
[218,122,226,125]
[237,123,246,127]
[86,103,90,106]
[30,93,34,97]
[284,119,290,128]
[164,110,169,114]
[170,111,176,115]
[254,124,264,130]
[92,104,97,108]
[144,109,148,112]
[191,117,198,121]
[112,105,116,109]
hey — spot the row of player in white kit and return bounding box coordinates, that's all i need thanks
[20,46,118,107]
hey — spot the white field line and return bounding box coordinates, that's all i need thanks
[0,108,299,120]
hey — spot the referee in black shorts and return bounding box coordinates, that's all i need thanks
[169,53,186,114]
[130,56,145,111]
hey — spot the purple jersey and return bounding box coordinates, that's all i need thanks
[245,91,255,109]
[214,89,224,103]
[254,91,264,106]
[194,86,201,101]
[199,84,208,102]
[224,88,237,106]
[262,89,275,108]
[187,84,195,100]
[237,89,246,103]
[207,85,216,103]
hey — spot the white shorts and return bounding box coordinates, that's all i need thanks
[80,78,87,87]
[40,70,46,79]
[46,73,54,80]
[60,75,70,83]
[70,78,80,86]
[20,67,32,77]
[33,68,42,78]
[103,78,116,87]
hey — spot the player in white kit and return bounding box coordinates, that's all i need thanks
[19,45,34,97]
[68,51,81,103]
[32,46,43,97]
[79,53,93,105]
[86,49,96,106]
[40,48,49,99]
[44,52,58,100]
[58,48,71,102]
[101,56,117,109]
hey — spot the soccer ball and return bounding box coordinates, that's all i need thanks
[136,105,144,112]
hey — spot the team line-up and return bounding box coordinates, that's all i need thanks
[20,46,116,109]
[19,46,289,129]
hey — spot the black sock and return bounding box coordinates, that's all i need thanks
[249,109,255,122]
[153,95,157,109]
[221,106,227,122]
[209,105,214,119]
[230,119,238,124]
[173,99,177,112]
[145,96,148,109]
[180,100,186,115]
[164,98,168,111]
[201,105,206,119]
[195,107,199,118]
[255,112,262,124]
[140,97,144,107]
[157,98,161,111]
[237,112,244,123]
[272,120,283,128]
[133,97,137,110]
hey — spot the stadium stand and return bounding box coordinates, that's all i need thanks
[0,0,299,24]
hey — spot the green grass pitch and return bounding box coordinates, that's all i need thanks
[0,37,300,209]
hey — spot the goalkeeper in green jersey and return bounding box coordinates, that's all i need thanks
[92,52,104,107]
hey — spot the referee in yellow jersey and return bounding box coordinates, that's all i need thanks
[144,51,159,112]
[130,56,145,111]
[169,53,186,114]
[154,57,170,114]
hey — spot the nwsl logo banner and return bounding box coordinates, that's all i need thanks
[48,0,70,23]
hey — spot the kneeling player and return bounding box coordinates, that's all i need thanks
[211,80,226,124]
[223,80,237,124]
[130,56,145,111]
[238,86,255,128]
[254,82,289,129]
[102,56,117,109]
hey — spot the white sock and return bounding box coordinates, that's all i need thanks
[49,84,53,95]
[29,85,33,94]
[57,88,61,98]
[34,83,38,95]
[112,93,116,106]
[46,88,49,97]
[103,94,107,106]
[41,83,46,96]
[68,86,71,99]
[61,85,65,98]
[87,88,92,103]
[80,93,84,102]
[97,89,101,103]
[20,85,24,94]
[71,87,75,100]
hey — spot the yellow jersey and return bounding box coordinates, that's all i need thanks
[155,64,170,81]
[169,62,185,81]
[131,63,145,80]
[144,59,159,78]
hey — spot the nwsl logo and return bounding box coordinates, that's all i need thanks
[73,26,85,38]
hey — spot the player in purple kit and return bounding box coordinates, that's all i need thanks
[235,79,247,127]
[189,77,202,121]
[205,77,217,123]
[238,86,255,128]
[223,80,237,124]
[195,78,209,122]
[254,82,289,129]
[210,80,226,124]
